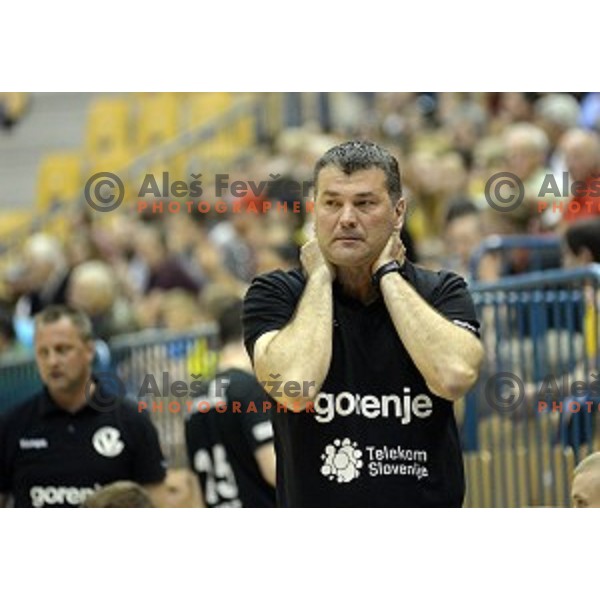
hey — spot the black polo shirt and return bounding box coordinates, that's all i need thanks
[243,261,481,508]
[0,386,167,507]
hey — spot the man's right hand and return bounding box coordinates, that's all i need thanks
[300,239,336,281]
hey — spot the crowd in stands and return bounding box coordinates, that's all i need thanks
[1,92,600,361]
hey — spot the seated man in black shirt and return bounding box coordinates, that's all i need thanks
[243,140,484,507]
[0,305,167,508]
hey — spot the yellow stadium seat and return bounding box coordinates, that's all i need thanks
[135,93,181,151]
[0,209,31,239]
[85,146,132,176]
[189,93,233,127]
[85,97,131,155]
[37,152,82,210]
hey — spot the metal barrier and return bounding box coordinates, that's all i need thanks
[0,324,219,467]
[0,354,41,415]
[469,234,562,282]
[109,325,219,467]
[463,265,600,506]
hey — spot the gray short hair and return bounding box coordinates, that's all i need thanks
[314,140,402,203]
[35,304,94,342]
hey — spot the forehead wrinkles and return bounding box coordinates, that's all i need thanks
[318,167,387,192]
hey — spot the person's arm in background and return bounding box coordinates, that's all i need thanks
[252,239,334,410]
[375,233,484,401]
[186,470,205,508]
[0,493,6,508]
[254,443,276,487]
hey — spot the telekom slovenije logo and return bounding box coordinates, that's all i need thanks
[320,438,363,483]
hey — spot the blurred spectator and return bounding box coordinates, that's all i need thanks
[493,93,539,129]
[255,243,299,276]
[558,129,600,225]
[502,123,550,230]
[579,93,600,131]
[208,193,264,282]
[133,226,201,294]
[64,232,98,270]
[563,217,600,267]
[81,481,155,508]
[193,233,246,297]
[14,233,70,317]
[571,452,600,508]
[443,199,484,279]
[67,260,138,340]
[444,99,487,168]
[535,93,581,179]
[12,234,71,350]
[404,151,444,254]
[469,136,505,207]
[160,289,209,332]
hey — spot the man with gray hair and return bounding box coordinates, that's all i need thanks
[572,452,600,508]
[500,123,551,230]
[559,129,600,225]
[243,140,483,507]
[535,93,581,184]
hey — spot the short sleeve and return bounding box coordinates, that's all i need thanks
[127,408,167,484]
[431,271,481,338]
[242,269,305,362]
[229,373,274,453]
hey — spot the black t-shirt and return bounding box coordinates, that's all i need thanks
[185,367,276,508]
[0,387,167,507]
[243,262,480,508]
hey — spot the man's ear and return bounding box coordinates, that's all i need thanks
[393,198,407,231]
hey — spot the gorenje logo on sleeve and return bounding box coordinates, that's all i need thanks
[313,388,433,424]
